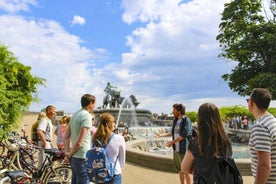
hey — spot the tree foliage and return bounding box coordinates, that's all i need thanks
[216,0,276,99]
[0,44,45,133]
[219,105,252,121]
[186,111,197,123]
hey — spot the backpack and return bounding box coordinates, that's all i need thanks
[86,134,118,183]
[31,118,50,143]
[31,121,39,143]
[197,156,243,184]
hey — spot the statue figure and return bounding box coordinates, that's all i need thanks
[103,82,121,108]
[104,82,117,96]
[119,95,140,108]
[102,83,139,109]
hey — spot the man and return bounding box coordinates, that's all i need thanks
[37,105,56,168]
[248,88,276,183]
[63,94,96,184]
[155,103,192,184]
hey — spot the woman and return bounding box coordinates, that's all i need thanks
[54,115,70,151]
[92,113,126,184]
[181,103,232,183]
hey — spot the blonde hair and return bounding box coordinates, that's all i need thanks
[92,113,114,145]
[60,116,71,125]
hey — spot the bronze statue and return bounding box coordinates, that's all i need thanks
[102,82,139,109]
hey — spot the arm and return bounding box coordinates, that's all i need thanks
[154,132,172,138]
[254,151,271,184]
[37,118,48,149]
[119,136,126,171]
[54,126,58,136]
[181,150,194,174]
[65,126,89,159]
[37,129,47,149]
[166,135,184,147]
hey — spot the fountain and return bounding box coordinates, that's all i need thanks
[93,82,153,128]
[92,83,252,176]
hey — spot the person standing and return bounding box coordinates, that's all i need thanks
[247,88,276,183]
[92,113,126,184]
[54,115,70,151]
[63,94,96,184]
[155,103,192,184]
[181,103,232,183]
[37,105,56,168]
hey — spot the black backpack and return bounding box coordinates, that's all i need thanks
[198,156,243,184]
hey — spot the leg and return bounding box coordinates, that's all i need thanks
[109,174,122,184]
[179,171,185,184]
[70,157,89,184]
[173,151,185,184]
[185,173,192,184]
[37,141,52,169]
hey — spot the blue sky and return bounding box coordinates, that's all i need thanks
[0,0,274,114]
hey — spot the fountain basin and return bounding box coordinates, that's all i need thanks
[126,138,252,176]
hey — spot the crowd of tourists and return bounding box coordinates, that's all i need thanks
[31,88,275,184]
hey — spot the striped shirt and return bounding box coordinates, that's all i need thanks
[249,114,276,183]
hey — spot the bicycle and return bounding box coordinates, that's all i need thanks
[0,132,39,174]
[0,148,72,184]
[0,170,26,184]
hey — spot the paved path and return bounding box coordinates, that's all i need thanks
[123,162,254,184]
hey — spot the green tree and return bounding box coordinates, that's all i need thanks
[216,0,276,98]
[268,107,276,116]
[186,111,197,123]
[219,105,252,121]
[0,44,45,134]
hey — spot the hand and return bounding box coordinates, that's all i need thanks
[43,142,47,149]
[63,156,70,164]
[154,133,161,138]
[166,141,173,147]
[64,152,71,159]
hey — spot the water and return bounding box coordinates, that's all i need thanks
[126,126,250,159]
[232,143,250,159]
[146,140,250,159]
[116,96,138,127]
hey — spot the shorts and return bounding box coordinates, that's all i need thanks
[173,150,185,172]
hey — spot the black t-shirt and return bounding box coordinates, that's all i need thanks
[189,139,232,183]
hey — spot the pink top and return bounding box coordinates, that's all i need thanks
[90,126,97,136]
[56,124,68,145]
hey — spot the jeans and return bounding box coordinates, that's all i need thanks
[70,157,89,184]
[107,174,122,184]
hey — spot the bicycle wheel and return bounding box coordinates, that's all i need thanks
[0,156,6,170]
[43,165,72,184]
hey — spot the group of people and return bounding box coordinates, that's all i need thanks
[155,88,275,184]
[33,88,275,184]
[228,115,249,130]
[35,94,126,184]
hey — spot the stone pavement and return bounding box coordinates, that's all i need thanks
[123,162,254,184]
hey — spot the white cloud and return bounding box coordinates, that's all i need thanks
[0,0,37,13]
[71,15,86,26]
[1,0,274,115]
[0,15,106,112]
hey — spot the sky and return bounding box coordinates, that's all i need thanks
[0,0,275,114]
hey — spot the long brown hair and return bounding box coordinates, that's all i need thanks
[92,113,114,145]
[197,103,232,157]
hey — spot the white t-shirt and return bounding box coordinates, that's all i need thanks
[105,134,126,175]
[37,117,53,141]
